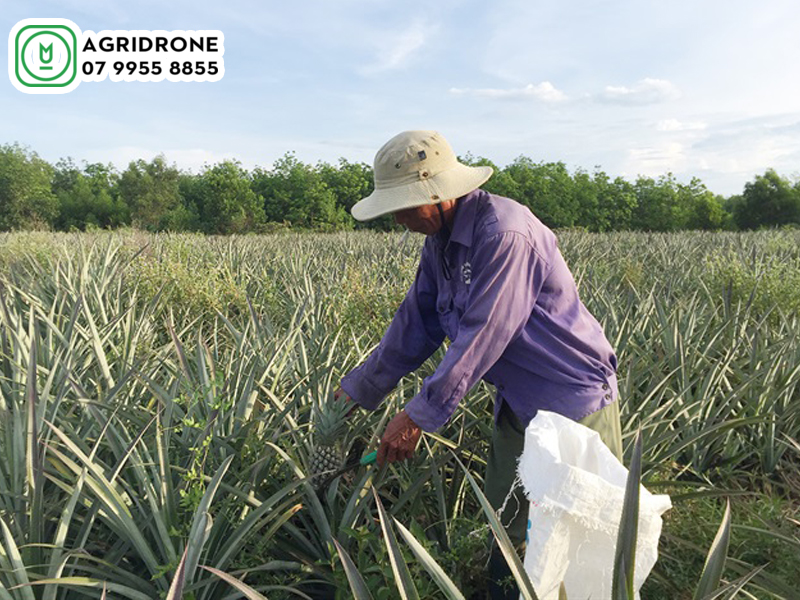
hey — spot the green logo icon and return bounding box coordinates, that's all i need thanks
[40,42,53,65]
[12,22,78,90]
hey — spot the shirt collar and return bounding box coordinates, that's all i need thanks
[446,189,480,248]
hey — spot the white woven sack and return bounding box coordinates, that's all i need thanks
[517,410,672,600]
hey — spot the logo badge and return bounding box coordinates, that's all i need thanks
[9,19,80,94]
[461,262,472,286]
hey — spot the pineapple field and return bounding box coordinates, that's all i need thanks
[0,228,798,599]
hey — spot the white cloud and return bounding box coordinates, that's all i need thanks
[450,82,567,102]
[617,115,800,192]
[449,78,678,106]
[359,20,434,75]
[689,120,800,176]
[624,142,686,176]
[597,78,681,105]
[656,119,707,132]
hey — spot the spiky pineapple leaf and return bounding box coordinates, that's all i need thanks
[393,517,465,600]
[693,499,732,600]
[613,429,642,600]
[372,487,420,600]
[332,538,375,600]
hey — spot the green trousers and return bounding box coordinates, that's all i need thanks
[484,401,624,599]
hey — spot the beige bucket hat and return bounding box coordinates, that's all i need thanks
[351,130,494,222]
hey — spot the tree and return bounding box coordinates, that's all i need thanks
[196,161,265,234]
[0,143,58,230]
[117,155,181,230]
[593,173,638,232]
[316,158,373,213]
[171,172,204,232]
[459,154,518,200]
[573,169,603,231]
[317,158,382,230]
[500,158,580,228]
[631,174,683,231]
[735,169,800,229]
[678,178,728,230]
[253,153,347,230]
[53,159,127,230]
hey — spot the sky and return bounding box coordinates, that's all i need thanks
[2,0,799,197]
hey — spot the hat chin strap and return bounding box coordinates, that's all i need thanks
[436,203,451,238]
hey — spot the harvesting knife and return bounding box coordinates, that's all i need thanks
[315,450,377,491]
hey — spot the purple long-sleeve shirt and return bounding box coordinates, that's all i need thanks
[341,189,619,432]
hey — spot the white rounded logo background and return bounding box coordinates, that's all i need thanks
[8,18,80,94]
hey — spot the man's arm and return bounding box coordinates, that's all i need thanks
[404,231,550,431]
[340,240,445,409]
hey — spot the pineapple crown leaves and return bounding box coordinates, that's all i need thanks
[311,393,352,447]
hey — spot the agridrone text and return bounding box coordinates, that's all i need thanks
[81,34,221,54]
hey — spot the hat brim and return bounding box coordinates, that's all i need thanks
[351,164,493,222]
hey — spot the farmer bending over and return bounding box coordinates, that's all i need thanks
[336,130,623,599]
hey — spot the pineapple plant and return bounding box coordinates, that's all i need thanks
[309,394,352,484]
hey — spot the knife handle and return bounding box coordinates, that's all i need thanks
[360,450,378,465]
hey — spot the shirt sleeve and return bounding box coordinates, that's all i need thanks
[340,240,445,410]
[404,231,550,431]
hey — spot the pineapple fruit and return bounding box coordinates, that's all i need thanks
[309,395,351,484]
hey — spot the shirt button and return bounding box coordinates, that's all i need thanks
[602,383,609,390]
[604,394,612,401]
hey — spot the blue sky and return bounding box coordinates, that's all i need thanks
[3,0,799,196]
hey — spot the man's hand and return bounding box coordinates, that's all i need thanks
[377,410,422,467]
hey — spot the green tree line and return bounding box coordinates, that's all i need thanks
[2,142,799,233]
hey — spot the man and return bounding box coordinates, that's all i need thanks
[336,130,622,599]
